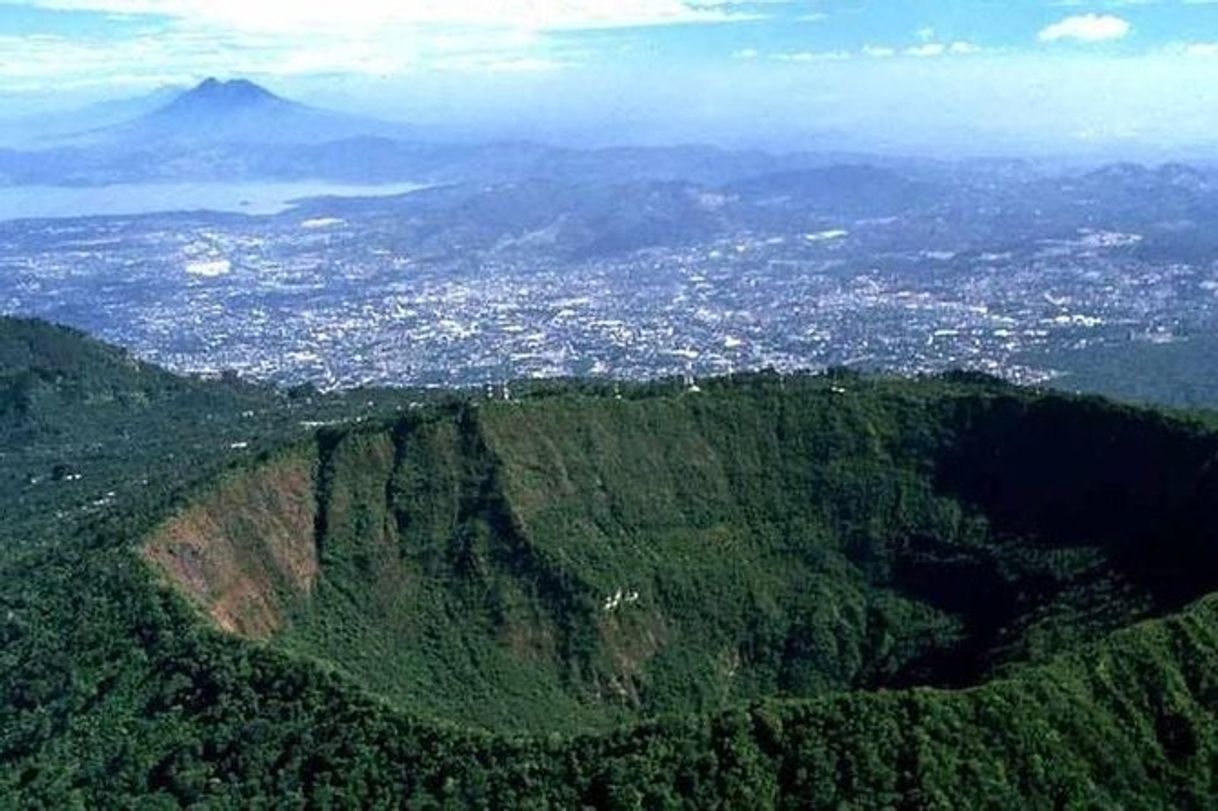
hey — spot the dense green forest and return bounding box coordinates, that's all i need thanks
[6,317,1218,807]
[1034,335,1218,413]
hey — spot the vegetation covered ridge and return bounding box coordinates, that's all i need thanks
[8,315,1218,806]
[139,371,1218,739]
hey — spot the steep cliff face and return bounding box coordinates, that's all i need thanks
[142,450,319,639]
[139,380,1218,734]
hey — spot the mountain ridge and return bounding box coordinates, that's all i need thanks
[135,362,1218,734]
[8,318,1218,806]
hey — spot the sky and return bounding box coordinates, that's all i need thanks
[3,1,1218,156]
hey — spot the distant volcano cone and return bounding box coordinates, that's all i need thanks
[92,77,408,145]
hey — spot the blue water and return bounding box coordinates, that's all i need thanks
[0,180,428,222]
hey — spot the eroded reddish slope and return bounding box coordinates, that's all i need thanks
[143,450,319,639]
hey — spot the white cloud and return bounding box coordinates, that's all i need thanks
[860,40,982,60]
[1180,42,1218,57]
[0,32,387,82]
[0,20,578,86]
[905,43,946,57]
[2,0,769,84]
[432,54,567,73]
[772,50,851,63]
[1049,0,1154,5]
[1038,14,1131,43]
[862,45,895,58]
[904,41,982,58]
[5,0,763,32]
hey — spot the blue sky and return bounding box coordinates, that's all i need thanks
[3,1,1218,155]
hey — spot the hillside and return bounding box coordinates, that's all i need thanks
[0,317,420,560]
[0,316,255,557]
[6,321,1218,806]
[136,373,1218,738]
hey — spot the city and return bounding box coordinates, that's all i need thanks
[2,178,1214,392]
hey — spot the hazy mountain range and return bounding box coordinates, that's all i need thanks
[0,78,1018,189]
[3,78,1216,243]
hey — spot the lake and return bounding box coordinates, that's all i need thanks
[0,180,429,222]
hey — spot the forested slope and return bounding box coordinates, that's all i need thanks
[6,319,1218,807]
[135,374,1218,737]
